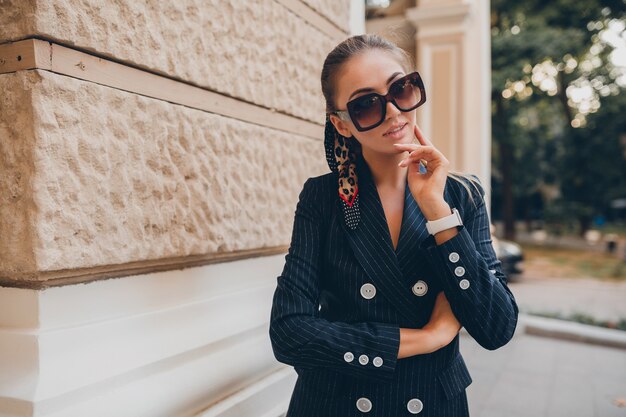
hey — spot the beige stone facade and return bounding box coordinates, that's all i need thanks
[0,1,345,286]
[0,1,354,416]
[1,0,342,123]
[0,69,323,283]
[0,1,491,415]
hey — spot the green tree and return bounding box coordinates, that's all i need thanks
[491,0,626,238]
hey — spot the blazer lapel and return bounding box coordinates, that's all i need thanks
[395,181,430,276]
[338,159,420,323]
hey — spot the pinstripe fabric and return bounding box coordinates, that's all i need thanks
[269,159,519,416]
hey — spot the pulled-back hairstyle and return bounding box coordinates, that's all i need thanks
[321,34,413,114]
[320,34,482,222]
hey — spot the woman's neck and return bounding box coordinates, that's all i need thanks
[361,149,408,191]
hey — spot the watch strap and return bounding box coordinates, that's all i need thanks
[425,208,463,235]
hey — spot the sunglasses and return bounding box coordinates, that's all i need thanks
[332,71,426,132]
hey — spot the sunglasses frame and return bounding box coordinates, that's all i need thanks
[332,71,427,132]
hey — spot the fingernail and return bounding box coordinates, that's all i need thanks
[398,159,406,167]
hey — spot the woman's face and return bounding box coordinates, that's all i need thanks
[329,49,418,156]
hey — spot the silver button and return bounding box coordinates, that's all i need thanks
[411,280,428,296]
[459,279,470,290]
[407,398,424,414]
[454,266,465,277]
[373,356,383,367]
[344,352,354,363]
[448,252,460,263]
[360,283,376,300]
[359,354,369,365]
[356,397,372,413]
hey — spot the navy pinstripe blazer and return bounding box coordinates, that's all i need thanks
[269,159,519,417]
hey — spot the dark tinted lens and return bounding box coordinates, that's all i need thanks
[390,75,422,110]
[349,94,384,129]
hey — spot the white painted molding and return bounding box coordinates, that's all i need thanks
[0,254,291,417]
[464,0,492,208]
[193,367,296,417]
[0,254,286,330]
[41,329,281,417]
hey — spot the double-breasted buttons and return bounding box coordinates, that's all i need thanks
[448,252,460,263]
[359,354,369,365]
[373,356,383,367]
[407,398,424,414]
[356,397,372,413]
[454,266,466,277]
[344,352,354,363]
[459,279,470,290]
[411,280,428,296]
[360,283,376,300]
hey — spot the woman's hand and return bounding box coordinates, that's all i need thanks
[422,291,462,350]
[393,125,451,220]
[397,291,462,358]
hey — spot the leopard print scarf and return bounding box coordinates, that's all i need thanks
[324,115,362,230]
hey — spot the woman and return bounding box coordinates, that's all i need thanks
[269,34,519,417]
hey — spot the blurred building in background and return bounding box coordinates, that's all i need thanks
[367,0,492,204]
[0,1,490,416]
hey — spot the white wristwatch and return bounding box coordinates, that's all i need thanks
[425,208,463,235]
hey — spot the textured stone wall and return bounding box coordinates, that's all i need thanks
[301,0,351,31]
[0,72,38,275]
[0,70,327,279]
[0,2,354,416]
[0,0,350,124]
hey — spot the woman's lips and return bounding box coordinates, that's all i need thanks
[383,123,407,139]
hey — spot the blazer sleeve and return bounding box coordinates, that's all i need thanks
[269,177,401,382]
[422,176,519,350]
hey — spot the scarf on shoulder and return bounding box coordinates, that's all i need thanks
[323,115,363,230]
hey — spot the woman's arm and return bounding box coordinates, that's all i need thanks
[422,177,519,350]
[399,291,462,358]
[269,177,401,382]
[395,127,518,351]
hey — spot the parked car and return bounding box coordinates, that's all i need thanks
[490,225,524,282]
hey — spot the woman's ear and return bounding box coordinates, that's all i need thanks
[329,114,353,138]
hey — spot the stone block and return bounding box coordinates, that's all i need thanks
[0,72,37,276]
[0,0,341,124]
[0,70,328,280]
[301,0,351,32]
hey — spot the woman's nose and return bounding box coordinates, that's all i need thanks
[385,98,401,119]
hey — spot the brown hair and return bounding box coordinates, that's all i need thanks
[320,34,483,211]
[320,34,413,114]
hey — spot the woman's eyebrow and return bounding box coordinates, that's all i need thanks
[348,72,404,100]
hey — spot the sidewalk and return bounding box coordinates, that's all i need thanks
[461,318,626,417]
[462,251,626,416]
[508,276,626,323]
